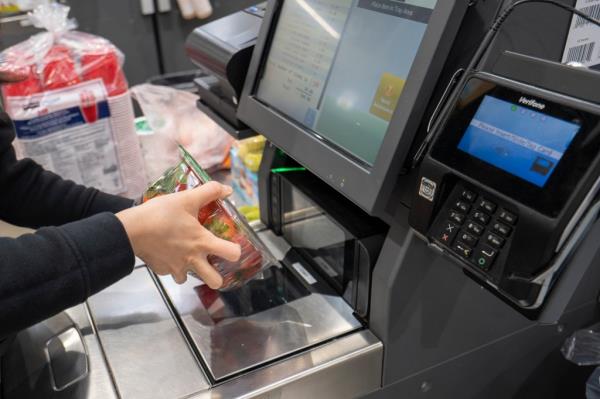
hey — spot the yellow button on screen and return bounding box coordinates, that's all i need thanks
[370,72,406,122]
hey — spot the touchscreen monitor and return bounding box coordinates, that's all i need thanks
[256,0,437,165]
[458,95,581,187]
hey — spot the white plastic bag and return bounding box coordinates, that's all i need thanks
[131,84,233,182]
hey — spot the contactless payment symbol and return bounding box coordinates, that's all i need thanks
[419,177,437,202]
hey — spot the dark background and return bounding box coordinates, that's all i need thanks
[0,0,259,85]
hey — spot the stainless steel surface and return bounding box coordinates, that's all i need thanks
[191,330,383,399]
[86,267,210,399]
[2,216,380,398]
[2,304,117,399]
[157,225,362,381]
[249,219,267,232]
[256,229,290,261]
[46,327,88,391]
[4,265,380,399]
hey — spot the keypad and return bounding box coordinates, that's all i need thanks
[431,185,518,274]
[477,198,497,214]
[498,209,517,225]
[466,221,484,236]
[458,231,478,247]
[453,241,473,259]
[472,211,490,225]
[454,200,471,214]
[492,221,511,237]
[461,189,476,202]
[437,221,459,245]
[474,245,497,271]
[486,232,505,249]
[449,210,465,225]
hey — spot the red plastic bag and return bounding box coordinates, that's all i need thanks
[0,4,127,97]
[0,4,146,198]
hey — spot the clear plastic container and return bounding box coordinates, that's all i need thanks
[143,145,276,290]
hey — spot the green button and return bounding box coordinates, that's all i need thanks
[478,258,487,267]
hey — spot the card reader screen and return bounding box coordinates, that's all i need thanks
[256,0,437,165]
[458,95,581,187]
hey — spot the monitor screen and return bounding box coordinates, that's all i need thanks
[256,0,438,165]
[458,95,581,187]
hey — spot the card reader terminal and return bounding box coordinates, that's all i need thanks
[410,57,600,314]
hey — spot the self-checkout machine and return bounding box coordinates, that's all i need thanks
[235,0,600,397]
[4,1,600,398]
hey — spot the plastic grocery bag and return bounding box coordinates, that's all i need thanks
[143,145,276,291]
[131,83,233,182]
[0,3,146,198]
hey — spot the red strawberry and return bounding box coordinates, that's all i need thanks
[240,250,262,270]
[198,201,219,224]
[204,213,238,241]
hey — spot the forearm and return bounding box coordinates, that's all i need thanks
[0,157,133,228]
[0,213,134,338]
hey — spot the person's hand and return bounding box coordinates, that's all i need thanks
[0,69,28,83]
[0,56,29,83]
[116,182,241,288]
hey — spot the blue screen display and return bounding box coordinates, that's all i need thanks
[458,95,581,187]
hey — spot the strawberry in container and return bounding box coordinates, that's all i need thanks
[143,145,276,290]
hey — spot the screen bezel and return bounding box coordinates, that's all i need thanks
[237,0,469,214]
[431,76,600,217]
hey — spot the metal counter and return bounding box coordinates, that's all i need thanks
[2,304,117,399]
[3,228,382,399]
[87,268,210,399]
[158,264,362,381]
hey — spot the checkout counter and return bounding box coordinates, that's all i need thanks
[4,1,600,398]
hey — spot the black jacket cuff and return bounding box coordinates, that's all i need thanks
[59,212,135,296]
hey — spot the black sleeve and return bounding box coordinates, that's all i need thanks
[0,112,133,228]
[0,111,136,338]
[0,213,135,338]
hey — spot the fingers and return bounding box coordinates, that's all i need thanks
[189,257,223,289]
[184,181,233,210]
[172,268,189,285]
[205,235,241,262]
[0,70,29,83]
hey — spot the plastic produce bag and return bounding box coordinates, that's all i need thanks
[0,3,146,198]
[1,4,127,97]
[562,323,600,366]
[143,145,276,290]
[131,83,233,182]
